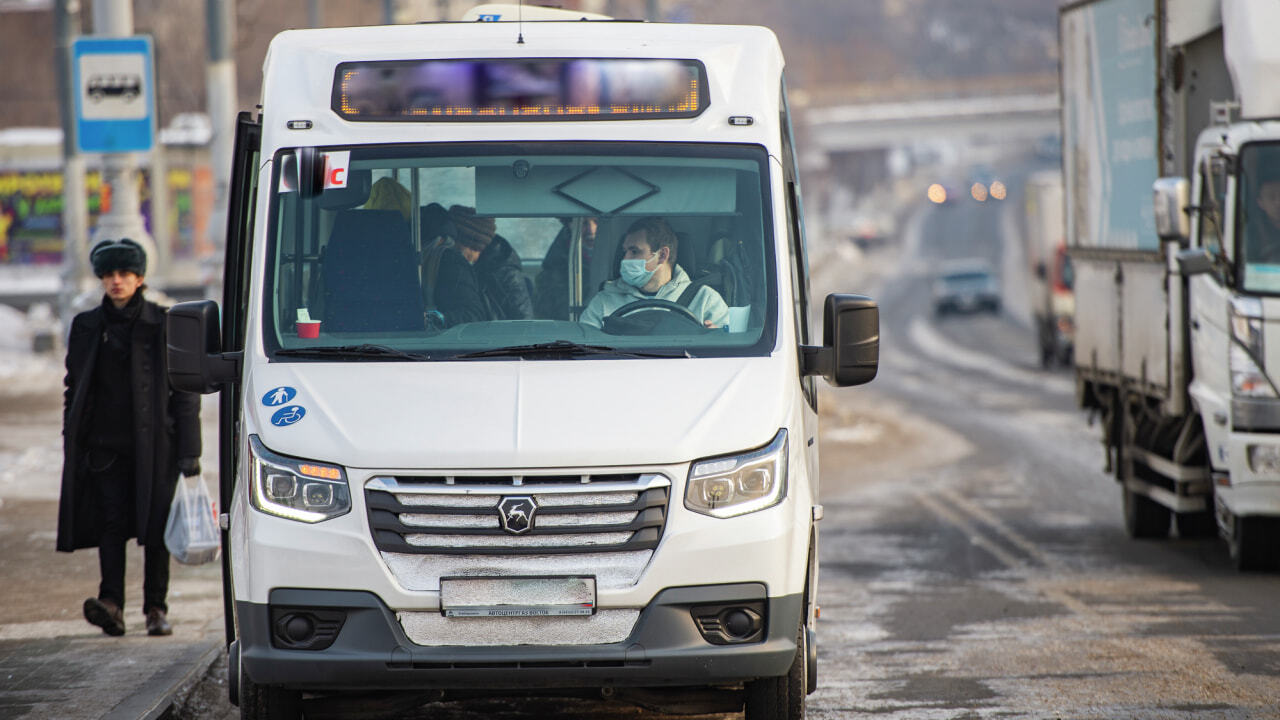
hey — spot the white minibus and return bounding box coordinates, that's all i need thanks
[167,14,878,720]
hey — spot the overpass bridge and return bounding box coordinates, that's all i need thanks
[803,92,1061,152]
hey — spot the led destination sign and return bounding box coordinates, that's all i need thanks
[332,58,706,121]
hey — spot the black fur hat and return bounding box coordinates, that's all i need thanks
[90,238,147,278]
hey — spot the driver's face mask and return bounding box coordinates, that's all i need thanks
[620,250,662,288]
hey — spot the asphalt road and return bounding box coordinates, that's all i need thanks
[150,170,1280,719]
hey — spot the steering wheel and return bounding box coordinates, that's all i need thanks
[606,299,705,330]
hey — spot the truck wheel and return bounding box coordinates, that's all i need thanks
[239,656,302,720]
[1039,342,1054,369]
[1175,511,1216,539]
[744,625,806,720]
[1229,516,1280,572]
[1122,484,1170,539]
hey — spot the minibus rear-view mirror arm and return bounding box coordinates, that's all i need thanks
[801,293,879,387]
[166,300,243,394]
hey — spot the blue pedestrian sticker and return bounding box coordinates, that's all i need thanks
[262,386,296,407]
[271,405,306,427]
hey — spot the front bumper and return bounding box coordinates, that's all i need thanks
[239,583,801,691]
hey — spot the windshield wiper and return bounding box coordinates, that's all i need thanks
[275,344,432,361]
[454,340,690,360]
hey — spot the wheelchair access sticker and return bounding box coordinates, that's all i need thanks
[262,386,297,407]
[271,405,306,427]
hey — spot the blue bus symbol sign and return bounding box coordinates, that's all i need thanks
[271,405,306,427]
[262,386,297,406]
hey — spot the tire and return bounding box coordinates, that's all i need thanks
[1229,516,1280,572]
[1174,510,1217,539]
[1122,483,1170,539]
[744,626,806,720]
[239,654,302,720]
[1039,343,1054,369]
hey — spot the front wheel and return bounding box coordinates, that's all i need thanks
[239,654,302,720]
[744,626,806,720]
[1229,516,1280,572]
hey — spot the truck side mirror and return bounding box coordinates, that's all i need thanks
[1176,247,1216,277]
[1153,177,1190,242]
[802,293,879,387]
[166,300,241,394]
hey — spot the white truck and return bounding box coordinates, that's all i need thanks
[1023,169,1074,368]
[1062,0,1280,569]
[164,10,879,720]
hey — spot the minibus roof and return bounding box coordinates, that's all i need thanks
[259,22,786,154]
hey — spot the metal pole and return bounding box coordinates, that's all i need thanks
[646,0,658,21]
[89,0,157,286]
[55,0,91,330]
[383,0,395,24]
[308,0,321,27]
[206,0,236,298]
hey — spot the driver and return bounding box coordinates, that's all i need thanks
[579,217,729,329]
[1246,164,1280,264]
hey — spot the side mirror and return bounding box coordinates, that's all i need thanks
[166,300,241,394]
[1176,247,1216,277]
[1153,176,1190,242]
[802,293,879,387]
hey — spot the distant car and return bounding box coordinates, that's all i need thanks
[932,260,1001,316]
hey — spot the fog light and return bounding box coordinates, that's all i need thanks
[270,608,347,650]
[690,602,765,645]
[284,614,315,643]
[1247,444,1280,475]
[724,609,754,637]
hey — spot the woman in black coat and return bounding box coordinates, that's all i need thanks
[56,238,201,637]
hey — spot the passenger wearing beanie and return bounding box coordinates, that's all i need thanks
[439,205,534,321]
[420,203,487,327]
[57,238,202,638]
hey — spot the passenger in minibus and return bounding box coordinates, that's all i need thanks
[447,205,534,321]
[535,216,598,320]
[578,216,729,330]
[420,203,484,327]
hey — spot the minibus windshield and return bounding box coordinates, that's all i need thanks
[263,143,776,360]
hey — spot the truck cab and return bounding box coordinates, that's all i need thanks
[1172,123,1280,568]
[165,16,878,719]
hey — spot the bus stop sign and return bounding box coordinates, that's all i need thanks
[72,36,156,154]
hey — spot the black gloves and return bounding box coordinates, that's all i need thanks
[178,457,201,477]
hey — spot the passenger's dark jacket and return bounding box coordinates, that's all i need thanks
[57,294,201,552]
[473,234,533,321]
[534,225,574,320]
[432,245,489,327]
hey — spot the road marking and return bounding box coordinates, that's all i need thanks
[914,488,1094,616]
[908,315,1075,395]
[913,490,1028,569]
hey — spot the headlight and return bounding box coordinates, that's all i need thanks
[685,430,787,518]
[1230,297,1274,397]
[248,435,351,523]
[1247,444,1280,475]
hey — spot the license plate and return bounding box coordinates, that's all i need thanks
[440,576,596,618]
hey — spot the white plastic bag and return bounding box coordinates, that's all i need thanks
[164,474,221,565]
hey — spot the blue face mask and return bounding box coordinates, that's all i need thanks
[620,253,660,288]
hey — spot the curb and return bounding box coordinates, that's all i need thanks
[101,639,223,720]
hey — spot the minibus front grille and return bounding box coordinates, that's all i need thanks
[364,474,670,556]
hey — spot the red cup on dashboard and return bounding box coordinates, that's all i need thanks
[296,320,320,338]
